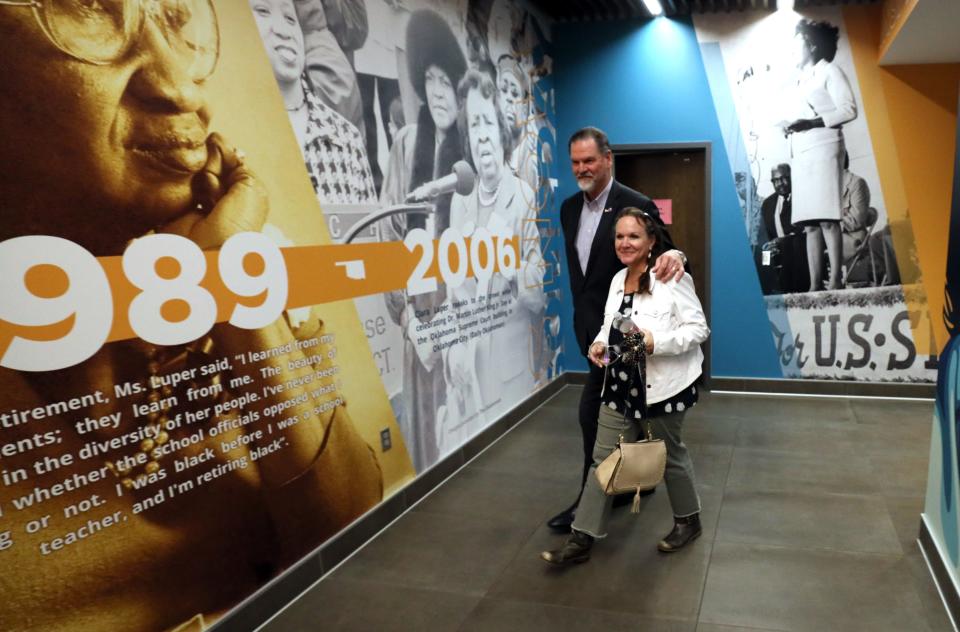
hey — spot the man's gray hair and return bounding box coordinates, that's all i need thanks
[568,127,611,154]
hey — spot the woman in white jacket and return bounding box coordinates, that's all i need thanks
[542,207,709,565]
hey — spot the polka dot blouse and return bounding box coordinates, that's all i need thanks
[602,292,698,419]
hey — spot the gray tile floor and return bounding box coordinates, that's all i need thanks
[262,387,953,631]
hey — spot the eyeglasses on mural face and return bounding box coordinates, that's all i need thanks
[0,0,220,79]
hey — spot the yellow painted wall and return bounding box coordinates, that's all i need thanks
[846,5,959,352]
[879,0,919,59]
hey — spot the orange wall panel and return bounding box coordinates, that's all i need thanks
[846,5,959,352]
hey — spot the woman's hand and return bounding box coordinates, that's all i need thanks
[588,342,607,368]
[640,328,655,354]
[447,343,473,390]
[160,133,268,248]
[785,119,811,134]
[785,117,824,135]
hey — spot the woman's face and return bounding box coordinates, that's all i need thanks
[0,8,212,250]
[251,0,305,86]
[794,32,814,67]
[615,216,655,268]
[425,65,457,131]
[465,88,503,188]
[487,0,515,61]
[497,70,524,132]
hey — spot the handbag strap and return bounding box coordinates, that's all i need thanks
[605,306,650,439]
[618,420,654,445]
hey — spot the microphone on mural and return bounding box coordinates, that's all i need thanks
[405,160,476,202]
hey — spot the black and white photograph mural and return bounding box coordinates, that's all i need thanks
[251,0,561,471]
[696,8,936,382]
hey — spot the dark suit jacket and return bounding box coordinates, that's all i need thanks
[561,180,675,357]
[761,194,795,241]
[759,193,808,294]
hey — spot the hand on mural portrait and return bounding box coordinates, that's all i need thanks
[489,271,517,301]
[785,118,815,134]
[160,133,268,250]
[447,342,473,390]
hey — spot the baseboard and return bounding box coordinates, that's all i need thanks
[566,370,589,385]
[213,373,570,632]
[710,376,934,399]
[565,372,933,399]
[918,514,960,631]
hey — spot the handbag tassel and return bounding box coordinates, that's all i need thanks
[632,488,642,514]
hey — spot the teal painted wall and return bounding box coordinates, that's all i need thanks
[553,16,781,377]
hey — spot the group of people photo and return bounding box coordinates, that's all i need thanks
[736,18,900,296]
[251,0,556,471]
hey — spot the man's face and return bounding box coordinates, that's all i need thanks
[251,0,305,86]
[570,138,612,198]
[0,7,212,251]
[771,168,791,197]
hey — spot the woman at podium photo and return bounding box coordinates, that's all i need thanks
[782,18,857,291]
[442,68,544,439]
[379,9,468,471]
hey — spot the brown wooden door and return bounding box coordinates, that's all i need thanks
[613,146,711,380]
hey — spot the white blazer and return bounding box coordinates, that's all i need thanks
[593,268,709,404]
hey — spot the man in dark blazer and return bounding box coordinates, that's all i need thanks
[550,127,686,532]
[758,163,808,294]
[761,164,795,242]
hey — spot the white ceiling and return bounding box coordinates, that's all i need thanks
[880,0,960,65]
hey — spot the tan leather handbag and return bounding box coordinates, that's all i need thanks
[596,321,665,512]
[595,427,666,513]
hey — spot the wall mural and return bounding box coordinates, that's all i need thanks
[0,0,559,629]
[695,8,937,382]
[251,0,562,471]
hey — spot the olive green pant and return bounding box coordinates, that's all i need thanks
[571,404,700,539]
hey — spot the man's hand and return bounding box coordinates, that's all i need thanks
[651,250,685,282]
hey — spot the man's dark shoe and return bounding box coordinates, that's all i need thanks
[541,529,593,565]
[657,513,702,552]
[546,503,577,533]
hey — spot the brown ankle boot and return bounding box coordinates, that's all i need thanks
[541,529,593,565]
[657,514,702,552]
